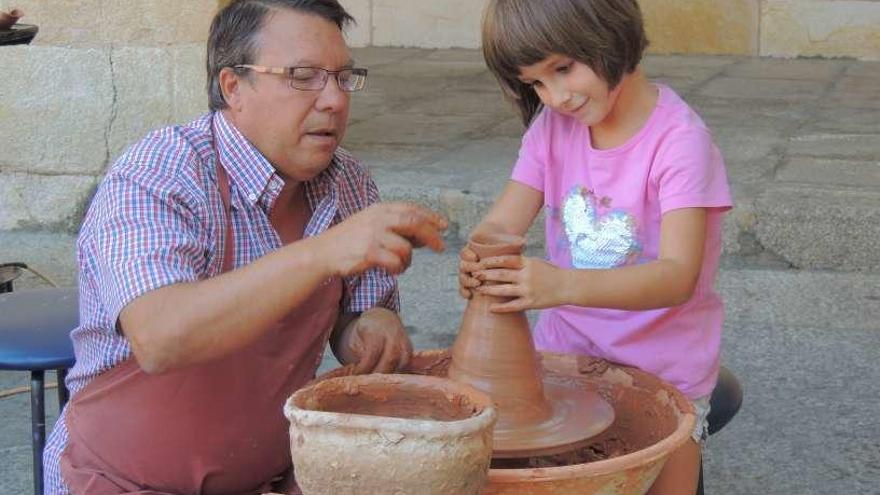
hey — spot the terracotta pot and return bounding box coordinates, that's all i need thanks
[285,373,497,495]
[0,9,23,30]
[318,351,696,495]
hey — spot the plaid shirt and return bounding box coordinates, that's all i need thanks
[44,111,398,494]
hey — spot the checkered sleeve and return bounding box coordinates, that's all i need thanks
[87,155,212,327]
[341,167,400,314]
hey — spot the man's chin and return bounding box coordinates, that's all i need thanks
[279,154,335,182]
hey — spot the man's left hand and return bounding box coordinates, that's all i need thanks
[337,308,413,374]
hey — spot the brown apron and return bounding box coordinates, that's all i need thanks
[60,136,341,495]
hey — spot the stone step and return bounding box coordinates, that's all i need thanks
[393,249,880,350]
[346,49,880,273]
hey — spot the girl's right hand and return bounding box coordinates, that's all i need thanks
[458,245,482,299]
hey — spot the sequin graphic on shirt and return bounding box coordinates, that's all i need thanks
[562,186,641,269]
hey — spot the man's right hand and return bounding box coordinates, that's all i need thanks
[317,202,448,278]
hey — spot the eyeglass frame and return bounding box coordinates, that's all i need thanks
[232,64,368,92]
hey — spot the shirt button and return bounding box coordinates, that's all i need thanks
[247,193,257,202]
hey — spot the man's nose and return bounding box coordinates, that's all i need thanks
[315,75,349,112]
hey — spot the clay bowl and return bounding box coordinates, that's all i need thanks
[0,9,23,30]
[319,351,696,495]
[285,373,497,495]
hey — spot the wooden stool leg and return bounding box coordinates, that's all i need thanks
[57,369,70,409]
[30,370,45,495]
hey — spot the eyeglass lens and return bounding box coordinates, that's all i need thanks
[289,67,366,91]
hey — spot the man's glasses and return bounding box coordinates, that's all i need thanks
[233,65,368,92]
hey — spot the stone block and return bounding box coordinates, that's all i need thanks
[640,0,759,56]
[100,0,216,45]
[696,76,828,101]
[339,0,371,47]
[171,44,210,123]
[0,173,98,231]
[805,105,880,135]
[0,46,112,176]
[0,232,78,288]
[776,157,880,190]
[785,132,880,162]
[828,76,880,110]
[754,185,880,271]
[16,0,217,47]
[724,58,848,81]
[642,54,739,81]
[372,0,485,49]
[344,112,498,147]
[761,0,880,61]
[351,47,425,67]
[109,47,175,161]
[10,0,102,46]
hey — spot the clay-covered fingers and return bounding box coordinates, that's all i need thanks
[475,281,522,298]
[373,333,413,374]
[385,203,448,253]
[475,268,520,284]
[478,255,524,270]
[458,246,482,299]
[351,336,383,375]
[369,232,415,275]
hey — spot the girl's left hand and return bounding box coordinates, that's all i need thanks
[474,255,567,312]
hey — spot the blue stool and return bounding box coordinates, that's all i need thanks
[0,288,78,495]
[697,366,743,494]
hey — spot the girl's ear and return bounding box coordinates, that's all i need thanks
[219,67,243,112]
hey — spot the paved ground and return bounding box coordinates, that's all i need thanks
[1,48,879,494]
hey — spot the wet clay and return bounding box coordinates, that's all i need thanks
[286,374,498,495]
[316,351,696,495]
[298,375,483,422]
[448,233,615,458]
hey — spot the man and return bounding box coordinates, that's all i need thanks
[43,1,447,493]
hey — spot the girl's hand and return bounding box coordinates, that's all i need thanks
[474,255,567,312]
[458,245,482,299]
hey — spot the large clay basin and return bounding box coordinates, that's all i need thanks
[285,373,497,495]
[485,352,696,494]
[318,351,696,495]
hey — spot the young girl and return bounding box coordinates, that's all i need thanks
[459,0,732,492]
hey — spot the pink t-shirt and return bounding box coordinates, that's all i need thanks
[512,84,732,399]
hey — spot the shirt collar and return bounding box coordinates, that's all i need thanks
[212,111,278,208]
[211,111,343,211]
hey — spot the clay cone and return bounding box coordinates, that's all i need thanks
[449,232,615,458]
[449,233,552,430]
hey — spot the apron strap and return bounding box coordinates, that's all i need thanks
[212,121,235,274]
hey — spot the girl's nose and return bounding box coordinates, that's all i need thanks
[548,86,572,109]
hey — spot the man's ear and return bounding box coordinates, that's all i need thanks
[219,67,243,111]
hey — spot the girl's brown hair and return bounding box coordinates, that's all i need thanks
[482,0,649,126]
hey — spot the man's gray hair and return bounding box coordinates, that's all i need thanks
[206,0,355,111]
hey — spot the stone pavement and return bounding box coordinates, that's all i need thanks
[1,48,879,494]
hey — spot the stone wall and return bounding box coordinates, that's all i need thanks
[2,0,878,234]
[337,0,880,61]
[0,1,214,232]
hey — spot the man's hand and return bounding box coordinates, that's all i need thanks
[474,255,568,313]
[316,203,447,278]
[334,307,413,374]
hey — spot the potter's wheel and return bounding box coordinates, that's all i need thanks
[491,381,614,458]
